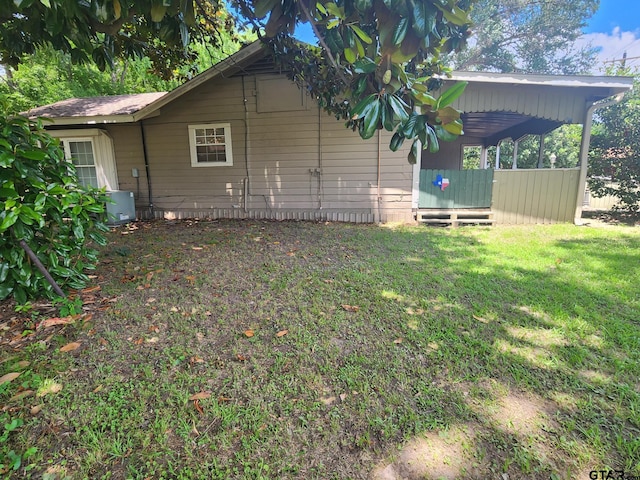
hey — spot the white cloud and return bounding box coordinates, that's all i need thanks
[576,27,640,73]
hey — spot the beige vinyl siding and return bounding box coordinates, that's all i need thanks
[103,125,147,205]
[584,189,619,210]
[140,74,414,222]
[143,77,248,211]
[492,168,580,224]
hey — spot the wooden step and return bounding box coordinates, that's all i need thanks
[416,209,494,227]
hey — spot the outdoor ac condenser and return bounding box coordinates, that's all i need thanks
[105,191,135,225]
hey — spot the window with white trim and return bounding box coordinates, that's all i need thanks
[62,139,99,188]
[188,123,233,167]
[53,129,118,191]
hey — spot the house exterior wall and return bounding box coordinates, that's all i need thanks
[136,74,414,223]
[102,124,148,209]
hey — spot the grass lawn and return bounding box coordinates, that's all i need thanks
[1,219,639,479]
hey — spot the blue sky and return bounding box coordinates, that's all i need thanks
[584,0,640,34]
[578,0,640,71]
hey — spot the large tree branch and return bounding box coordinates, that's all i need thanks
[295,0,349,87]
[87,13,132,37]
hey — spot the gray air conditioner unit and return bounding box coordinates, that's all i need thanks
[105,191,135,225]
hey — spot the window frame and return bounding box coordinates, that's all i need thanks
[61,137,99,188]
[51,129,118,191]
[188,123,234,167]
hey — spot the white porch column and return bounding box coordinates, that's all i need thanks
[480,146,489,169]
[411,156,421,210]
[512,140,519,169]
[574,93,625,224]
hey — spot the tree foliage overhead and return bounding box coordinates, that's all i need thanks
[0,0,236,78]
[237,0,474,158]
[1,0,475,160]
[1,31,249,115]
[451,0,599,74]
[589,70,640,214]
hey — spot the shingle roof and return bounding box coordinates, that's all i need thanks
[25,92,167,119]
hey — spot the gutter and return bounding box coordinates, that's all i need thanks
[574,92,626,225]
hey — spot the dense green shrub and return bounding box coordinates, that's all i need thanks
[0,114,109,304]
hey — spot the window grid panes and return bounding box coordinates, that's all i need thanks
[189,124,233,167]
[67,141,98,188]
[194,127,228,163]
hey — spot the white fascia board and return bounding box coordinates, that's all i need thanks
[39,115,136,126]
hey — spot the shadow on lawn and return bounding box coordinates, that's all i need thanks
[370,227,640,479]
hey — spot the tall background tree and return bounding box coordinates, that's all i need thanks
[1,31,249,115]
[589,68,640,214]
[450,0,599,74]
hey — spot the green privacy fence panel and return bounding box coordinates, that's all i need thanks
[419,169,494,209]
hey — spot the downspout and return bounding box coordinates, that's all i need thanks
[318,107,323,210]
[139,121,154,218]
[376,129,382,223]
[242,75,251,212]
[410,106,422,217]
[574,93,625,225]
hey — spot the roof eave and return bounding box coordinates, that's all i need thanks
[36,114,138,126]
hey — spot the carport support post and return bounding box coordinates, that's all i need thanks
[574,94,625,224]
[480,146,488,169]
[537,135,545,168]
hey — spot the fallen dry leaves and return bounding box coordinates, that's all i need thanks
[243,329,255,338]
[341,304,360,312]
[60,342,81,352]
[189,392,212,401]
[37,315,78,329]
[276,329,288,337]
[0,372,21,385]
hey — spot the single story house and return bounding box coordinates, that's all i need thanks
[27,41,633,225]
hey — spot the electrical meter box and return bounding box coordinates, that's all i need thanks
[105,191,135,225]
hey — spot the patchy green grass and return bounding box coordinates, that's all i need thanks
[1,220,639,479]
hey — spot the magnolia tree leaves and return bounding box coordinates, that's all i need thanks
[0,0,234,79]
[1,0,473,161]
[0,116,110,303]
[237,0,473,161]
